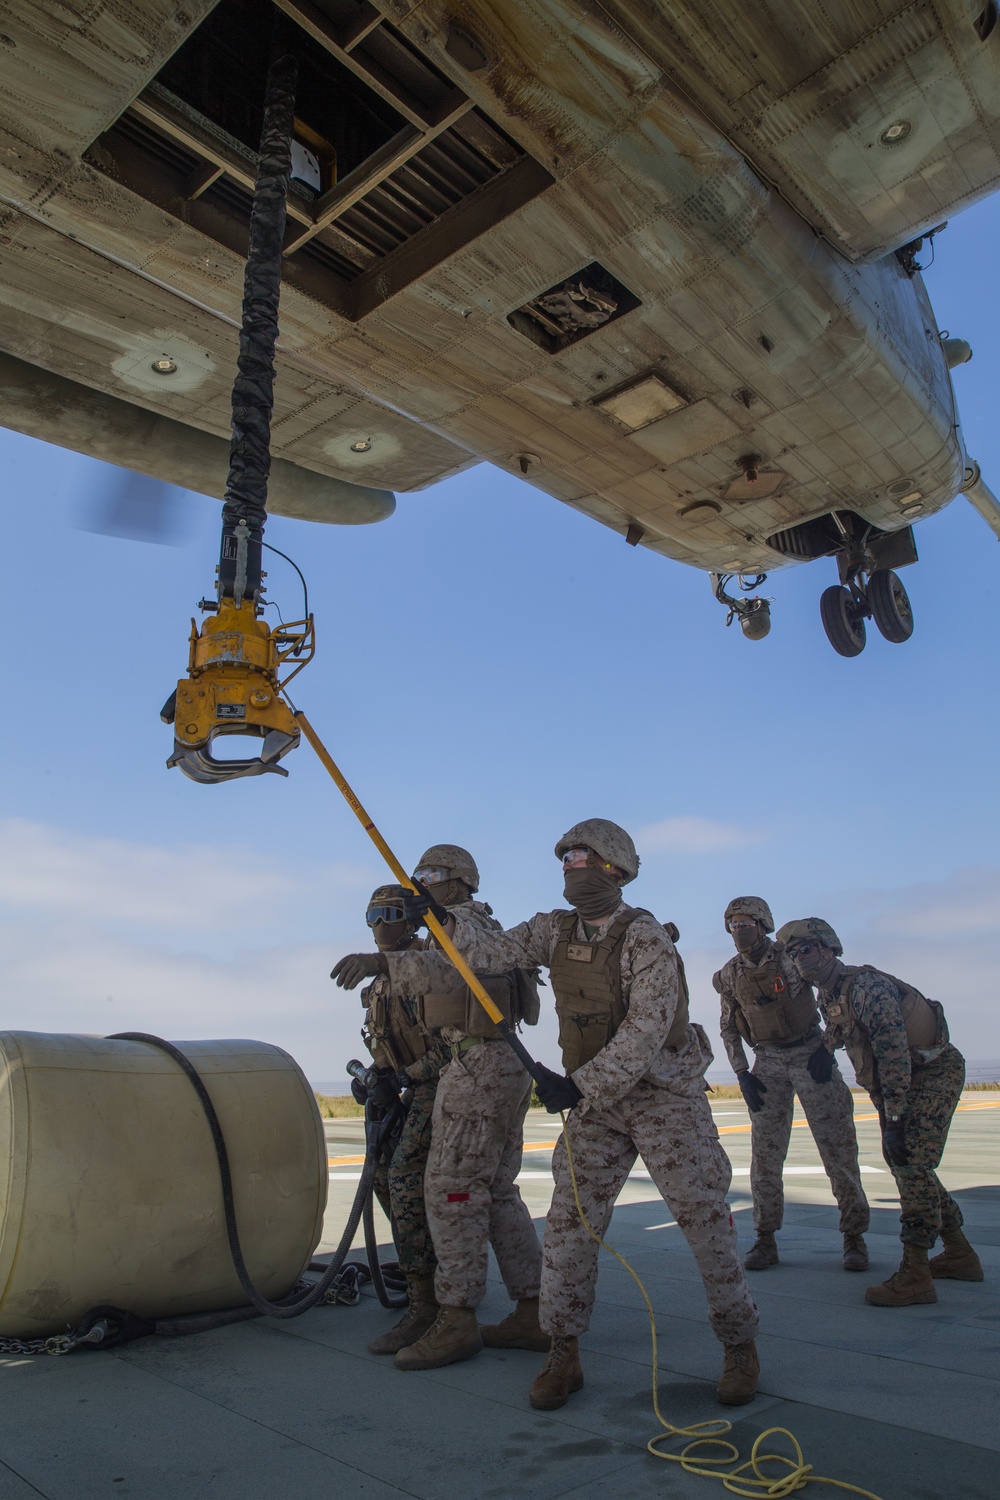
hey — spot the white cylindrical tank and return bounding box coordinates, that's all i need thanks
[0,1032,328,1338]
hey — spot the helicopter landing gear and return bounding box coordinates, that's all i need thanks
[868,569,914,643]
[820,565,914,657]
[820,585,866,657]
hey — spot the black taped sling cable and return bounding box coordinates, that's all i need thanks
[108,1033,393,1319]
[216,32,296,608]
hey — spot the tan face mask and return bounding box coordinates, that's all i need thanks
[563,868,622,921]
[373,920,414,952]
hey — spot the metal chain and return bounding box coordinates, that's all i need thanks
[0,1333,75,1356]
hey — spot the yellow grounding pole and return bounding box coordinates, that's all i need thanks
[295,711,542,1079]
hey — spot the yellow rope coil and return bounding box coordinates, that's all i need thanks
[560,1117,884,1500]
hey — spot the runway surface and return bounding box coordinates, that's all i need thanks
[0,1092,996,1499]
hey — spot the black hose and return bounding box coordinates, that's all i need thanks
[363,1182,407,1309]
[218,35,297,607]
[108,1033,395,1320]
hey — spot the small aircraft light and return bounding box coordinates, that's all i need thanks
[900,501,923,518]
[350,438,372,453]
[151,356,178,375]
[879,120,912,146]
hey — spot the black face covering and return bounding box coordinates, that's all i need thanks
[563,868,622,922]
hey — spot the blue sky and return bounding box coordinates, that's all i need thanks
[2,195,999,1085]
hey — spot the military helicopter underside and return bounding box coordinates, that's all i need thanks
[2,0,1000,658]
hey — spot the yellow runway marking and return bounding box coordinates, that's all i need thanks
[326,1099,999,1164]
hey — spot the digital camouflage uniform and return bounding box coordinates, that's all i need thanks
[715,941,869,1238]
[451,903,760,1349]
[362,969,449,1279]
[385,899,542,1309]
[816,966,965,1249]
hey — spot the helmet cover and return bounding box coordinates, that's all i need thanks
[775,918,843,956]
[414,844,479,894]
[724,896,774,934]
[554,820,639,883]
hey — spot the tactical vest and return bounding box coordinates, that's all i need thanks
[730,949,819,1046]
[419,968,541,1040]
[548,907,689,1072]
[824,965,949,1091]
[363,976,429,1071]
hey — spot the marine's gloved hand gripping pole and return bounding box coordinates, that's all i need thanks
[295,711,545,1084]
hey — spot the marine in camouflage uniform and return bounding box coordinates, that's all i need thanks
[335,846,543,1372]
[333,884,450,1355]
[777,918,984,1306]
[713,896,869,1272]
[440,821,760,1412]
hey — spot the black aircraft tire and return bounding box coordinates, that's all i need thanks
[820,585,867,657]
[868,569,914,643]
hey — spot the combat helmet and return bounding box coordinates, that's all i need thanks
[775,918,843,955]
[724,896,774,934]
[415,844,479,893]
[368,883,409,909]
[555,820,640,883]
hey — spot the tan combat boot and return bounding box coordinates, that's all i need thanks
[529,1336,584,1410]
[480,1297,549,1352]
[842,1234,870,1272]
[367,1276,439,1355]
[929,1226,984,1282]
[393,1305,482,1370]
[865,1245,937,1306]
[717,1341,760,1405]
[743,1232,779,1270]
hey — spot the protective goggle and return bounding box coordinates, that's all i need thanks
[785,940,821,958]
[366,905,407,926]
[729,918,759,932]
[560,846,591,869]
[412,865,450,886]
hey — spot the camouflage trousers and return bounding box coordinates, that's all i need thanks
[541,1081,760,1347]
[372,1080,437,1280]
[874,1043,965,1249]
[748,1039,870,1235]
[424,1040,542,1308]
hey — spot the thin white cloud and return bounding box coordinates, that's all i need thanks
[866,867,1000,939]
[0,818,372,933]
[0,819,385,1081]
[638,815,759,855]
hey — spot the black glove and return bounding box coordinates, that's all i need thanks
[368,1068,400,1110]
[807,1045,835,1084]
[351,1078,368,1106]
[401,881,449,929]
[737,1070,768,1113]
[881,1117,909,1167]
[534,1063,583,1114]
[331,952,388,989]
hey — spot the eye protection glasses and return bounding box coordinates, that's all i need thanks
[786,940,821,959]
[412,866,449,886]
[366,905,407,926]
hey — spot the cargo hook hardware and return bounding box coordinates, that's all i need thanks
[164,29,313,785]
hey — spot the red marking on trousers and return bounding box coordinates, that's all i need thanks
[447,1192,470,1203]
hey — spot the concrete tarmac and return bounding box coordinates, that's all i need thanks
[0,1093,996,1499]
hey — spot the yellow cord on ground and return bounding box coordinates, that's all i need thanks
[293,707,883,1499]
[560,1117,884,1499]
